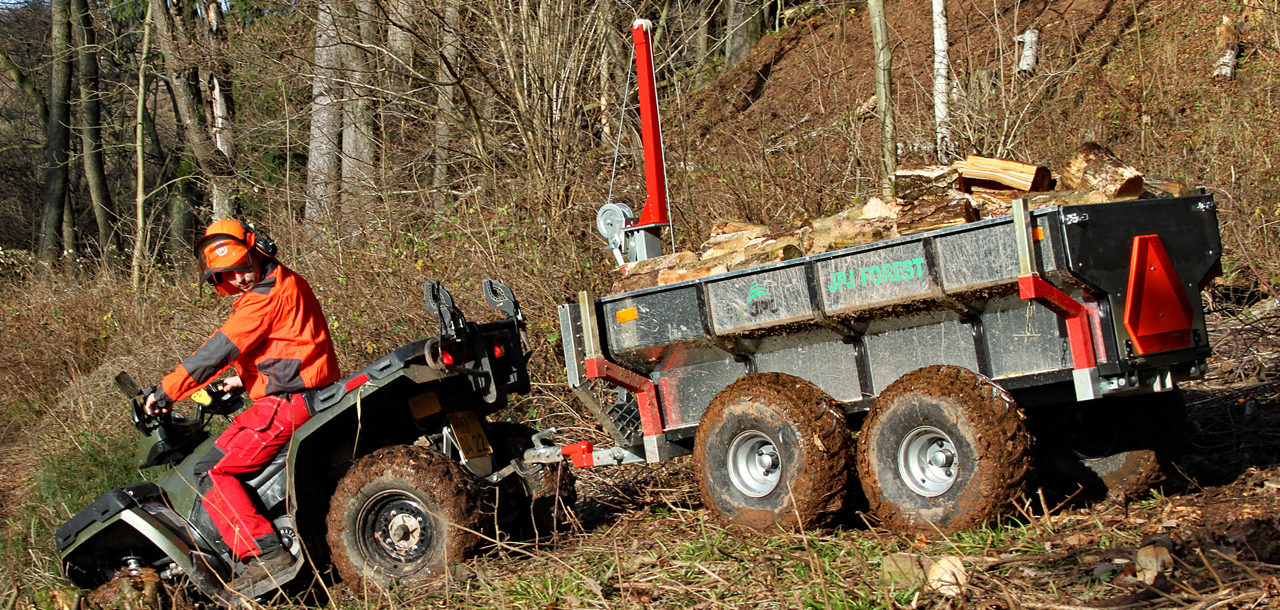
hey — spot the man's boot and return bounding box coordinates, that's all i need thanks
[230,547,293,595]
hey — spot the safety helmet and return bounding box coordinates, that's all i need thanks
[192,219,276,296]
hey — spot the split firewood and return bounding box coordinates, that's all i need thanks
[957,155,1052,192]
[612,270,659,292]
[969,191,1015,218]
[896,197,978,236]
[860,196,901,219]
[1213,15,1239,79]
[1026,189,1112,209]
[658,266,728,285]
[894,165,960,201]
[700,224,770,259]
[730,242,804,271]
[808,218,893,253]
[622,250,699,275]
[1144,177,1194,199]
[1060,142,1144,200]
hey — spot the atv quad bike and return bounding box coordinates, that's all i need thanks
[56,279,576,605]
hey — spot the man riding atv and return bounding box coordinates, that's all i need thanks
[144,218,340,595]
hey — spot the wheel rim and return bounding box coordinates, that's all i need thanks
[727,430,781,498]
[356,490,434,573]
[898,426,958,497]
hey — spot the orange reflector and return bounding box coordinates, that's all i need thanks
[615,308,639,323]
[1032,227,1045,241]
[1123,234,1193,355]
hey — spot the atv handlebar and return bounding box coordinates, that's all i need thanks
[115,372,243,434]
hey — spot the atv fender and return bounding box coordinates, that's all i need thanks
[62,505,228,597]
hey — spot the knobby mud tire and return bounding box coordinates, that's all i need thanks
[856,365,1032,534]
[326,445,484,591]
[485,422,577,541]
[693,373,854,532]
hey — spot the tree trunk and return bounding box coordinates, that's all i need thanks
[931,0,950,161]
[725,0,762,68]
[868,0,896,197]
[132,1,153,292]
[39,0,74,262]
[148,0,237,220]
[73,0,116,256]
[306,0,342,224]
[341,0,376,212]
[386,0,415,72]
[430,0,461,201]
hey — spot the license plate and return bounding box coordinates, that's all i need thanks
[447,411,493,459]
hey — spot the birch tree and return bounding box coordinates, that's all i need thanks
[931,0,950,161]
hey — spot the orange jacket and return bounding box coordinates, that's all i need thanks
[158,261,340,405]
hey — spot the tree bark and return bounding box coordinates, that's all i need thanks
[39,0,74,262]
[341,0,376,212]
[306,0,342,223]
[73,0,116,256]
[868,0,897,197]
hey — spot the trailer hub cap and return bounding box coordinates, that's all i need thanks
[728,430,781,497]
[899,426,958,497]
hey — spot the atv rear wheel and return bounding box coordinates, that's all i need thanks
[693,373,853,532]
[326,445,484,590]
[485,422,577,541]
[856,365,1032,534]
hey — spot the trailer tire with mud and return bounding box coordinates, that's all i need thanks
[693,373,853,532]
[856,365,1032,534]
[326,445,485,590]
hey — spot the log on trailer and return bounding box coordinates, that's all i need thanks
[1060,142,1144,200]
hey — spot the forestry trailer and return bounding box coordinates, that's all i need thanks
[524,19,1222,534]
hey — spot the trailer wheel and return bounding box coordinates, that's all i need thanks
[694,373,853,532]
[326,445,484,590]
[856,365,1031,534]
[1036,389,1188,499]
[485,422,577,541]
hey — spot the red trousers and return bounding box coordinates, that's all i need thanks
[201,393,311,560]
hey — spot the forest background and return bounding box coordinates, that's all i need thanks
[2,0,1280,606]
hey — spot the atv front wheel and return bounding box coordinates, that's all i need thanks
[856,365,1032,534]
[693,373,853,532]
[326,445,484,590]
